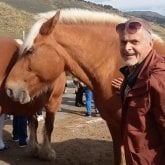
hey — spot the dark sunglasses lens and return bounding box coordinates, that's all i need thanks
[116,23,125,33]
[128,22,141,33]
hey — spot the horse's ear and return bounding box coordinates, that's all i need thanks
[40,10,60,35]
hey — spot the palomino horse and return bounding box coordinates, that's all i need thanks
[5,9,165,165]
[0,36,66,160]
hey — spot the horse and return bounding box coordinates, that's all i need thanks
[0,36,66,160]
[5,9,165,165]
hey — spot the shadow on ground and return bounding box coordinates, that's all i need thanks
[1,134,114,165]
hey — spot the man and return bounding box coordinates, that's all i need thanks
[113,18,165,164]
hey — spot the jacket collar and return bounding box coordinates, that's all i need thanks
[120,49,160,88]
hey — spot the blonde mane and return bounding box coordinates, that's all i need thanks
[37,8,127,24]
[21,8,126,54]
[21,8,163,55]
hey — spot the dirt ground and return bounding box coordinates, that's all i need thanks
[0,82,114,165]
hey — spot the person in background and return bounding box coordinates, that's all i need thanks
[84,88,99,117]
[113,18,165,164]
[73,78,85,107]
[0,114,9,151]
[12,116,28,147]
[63,82,68,94]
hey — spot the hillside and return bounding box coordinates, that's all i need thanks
[0,0,164,40]
[0,0,121,14]
[127,11,165,27]
[0,0,55,13]
[0,0,123,39]
[0,2,34,38]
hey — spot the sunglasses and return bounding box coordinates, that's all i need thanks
[116,21,151,34]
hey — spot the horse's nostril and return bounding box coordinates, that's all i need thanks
[6,88,13,98]
[6,87,31,104]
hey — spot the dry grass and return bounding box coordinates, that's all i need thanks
[0,1,164,41]
[0,2,34,39]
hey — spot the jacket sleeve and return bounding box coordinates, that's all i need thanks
[150,66,165,146]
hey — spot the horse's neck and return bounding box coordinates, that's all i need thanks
[55,23,122,94]
[153,41,165,55]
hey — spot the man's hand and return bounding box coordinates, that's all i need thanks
[112,77,123,91]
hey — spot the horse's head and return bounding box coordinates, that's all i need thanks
[5,11,65,104]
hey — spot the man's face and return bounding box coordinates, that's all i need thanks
[119,28,153,66]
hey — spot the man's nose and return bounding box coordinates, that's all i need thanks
[125,42,132,51]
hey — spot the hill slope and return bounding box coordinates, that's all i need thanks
[0,2,34,38]
[0,0,164,40]
[0,0,122,39]
[127,11,165,27]
[0,0,120,14]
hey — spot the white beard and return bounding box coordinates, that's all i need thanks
[122,58,138,66]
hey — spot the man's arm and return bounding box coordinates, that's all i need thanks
[150,74,165,145]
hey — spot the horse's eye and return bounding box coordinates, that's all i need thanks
[27,47,34,54]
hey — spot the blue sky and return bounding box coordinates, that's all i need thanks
[85,0,165,16]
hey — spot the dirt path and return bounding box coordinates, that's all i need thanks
[0,82,114,165]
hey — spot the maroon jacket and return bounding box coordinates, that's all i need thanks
[120,50,165,165]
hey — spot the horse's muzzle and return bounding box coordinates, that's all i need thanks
[6,87,31,104]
